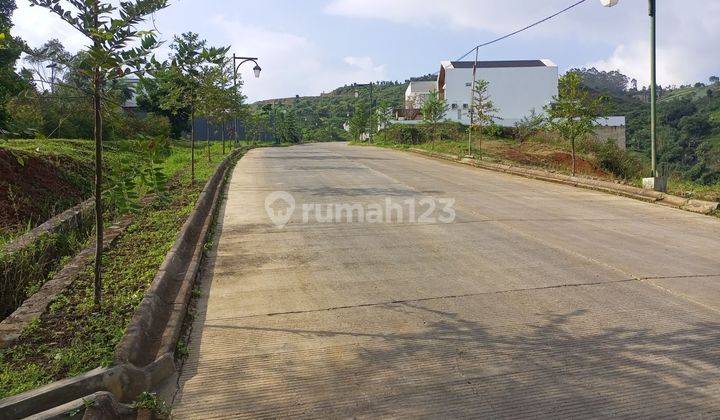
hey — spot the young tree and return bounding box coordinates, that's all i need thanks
[158,32,227,182]
[0,0,28,131]
[28,0,168,307]
[470,79,498,156]
[710,76,719,85]
[545,71,605,176]
[514,108,545,143]
[348,101,368,141]
[420,90,448,148]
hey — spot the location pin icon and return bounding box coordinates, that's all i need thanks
[265,191,295,228]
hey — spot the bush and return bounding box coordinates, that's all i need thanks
[594,139,643,180]
[107,111,171,140]
[6,97,45,139]
[373,122,467,145]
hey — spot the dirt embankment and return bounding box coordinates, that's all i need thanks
[0,149,92,234]
[503,148,608,178]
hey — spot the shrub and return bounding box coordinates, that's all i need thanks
[594,139,643,180]
[373,122,467,145]
[6,97,45,138]
[514,110,545,143]
[108,111,171,140]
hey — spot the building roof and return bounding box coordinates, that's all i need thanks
[406,81,437,94]
[443,59,556,69]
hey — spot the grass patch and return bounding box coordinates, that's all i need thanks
[0,143,243,398]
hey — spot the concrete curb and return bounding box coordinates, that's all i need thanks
[0,216,132,349]
[0,149,245,419]
[407,148,719,215]
[2,198,94,256]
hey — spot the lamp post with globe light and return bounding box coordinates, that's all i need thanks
[602,0,665,191]
[232,55,262,146]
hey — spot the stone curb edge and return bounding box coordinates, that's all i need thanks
[0,148,246,419]
[405,148,719,215]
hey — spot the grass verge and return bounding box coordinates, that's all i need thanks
[361,133,720,203]
[0,143,242,398]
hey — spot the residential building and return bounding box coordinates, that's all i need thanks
[438,59,558,126]
[592,116,627,149]
[404,81,437,109]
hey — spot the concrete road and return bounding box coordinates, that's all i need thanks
[172,143,720,418]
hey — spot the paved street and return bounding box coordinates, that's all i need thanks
[173,142,720,418]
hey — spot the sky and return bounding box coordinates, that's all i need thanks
[11,0,720,102]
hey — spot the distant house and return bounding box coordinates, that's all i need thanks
[593,116,627,149]
[405,81,437,109]
[438,59,558,126]
[121,77,141,110]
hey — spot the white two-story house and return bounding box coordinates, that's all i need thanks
[438,59,558,126]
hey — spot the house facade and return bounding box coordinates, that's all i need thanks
[438,59,558,126]
[592,116,627,149]
[404,81,437,109]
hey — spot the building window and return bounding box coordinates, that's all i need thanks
[451,103,458,109]
[465,82,471,87]
[462,104,469,109]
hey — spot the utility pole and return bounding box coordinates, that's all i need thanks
[649,0,657,179]
[602,0,665,191]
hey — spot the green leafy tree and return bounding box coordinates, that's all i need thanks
[23,39,72,92]
[197,58,242,157]
[420,90,448,147]
[0,0,27,131]
[545,71,605,176]
[29,0,168,307]
[158,32,228,182]
[136,67,191,138]
[470,79,498,155]
[348,101,368,141]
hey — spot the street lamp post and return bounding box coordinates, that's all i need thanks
[46,63,57,93]
[602,0,665,191]
[232,54,262,146]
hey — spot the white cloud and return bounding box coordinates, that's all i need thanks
[326,0,720,87]
[211,15,387,101]
[13,0,88,52]
[325,0,544,32]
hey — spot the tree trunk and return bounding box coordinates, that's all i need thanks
[478,127,483,160]
[571,137,577,176]
[93,71,103,308]
[190,107,195,185]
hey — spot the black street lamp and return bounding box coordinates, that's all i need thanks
[232,54,262,145]
[46,63,58,93]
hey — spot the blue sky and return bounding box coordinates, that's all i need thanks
[13,0,720,101]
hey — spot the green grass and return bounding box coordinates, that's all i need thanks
[0,143,244,398]
[368,132,720,205]
[667,178,720,202]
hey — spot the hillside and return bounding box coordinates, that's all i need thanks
[252,77,425,141]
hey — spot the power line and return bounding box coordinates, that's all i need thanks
[455,0,589,61]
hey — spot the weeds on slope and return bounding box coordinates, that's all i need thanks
[0,146,237,398]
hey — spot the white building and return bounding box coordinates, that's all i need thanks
[593,116,627,149]
[404,81,437,109]
[438,59,558,126]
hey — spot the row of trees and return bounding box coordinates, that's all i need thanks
[373,72,605,176]
[0,0,271,307]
